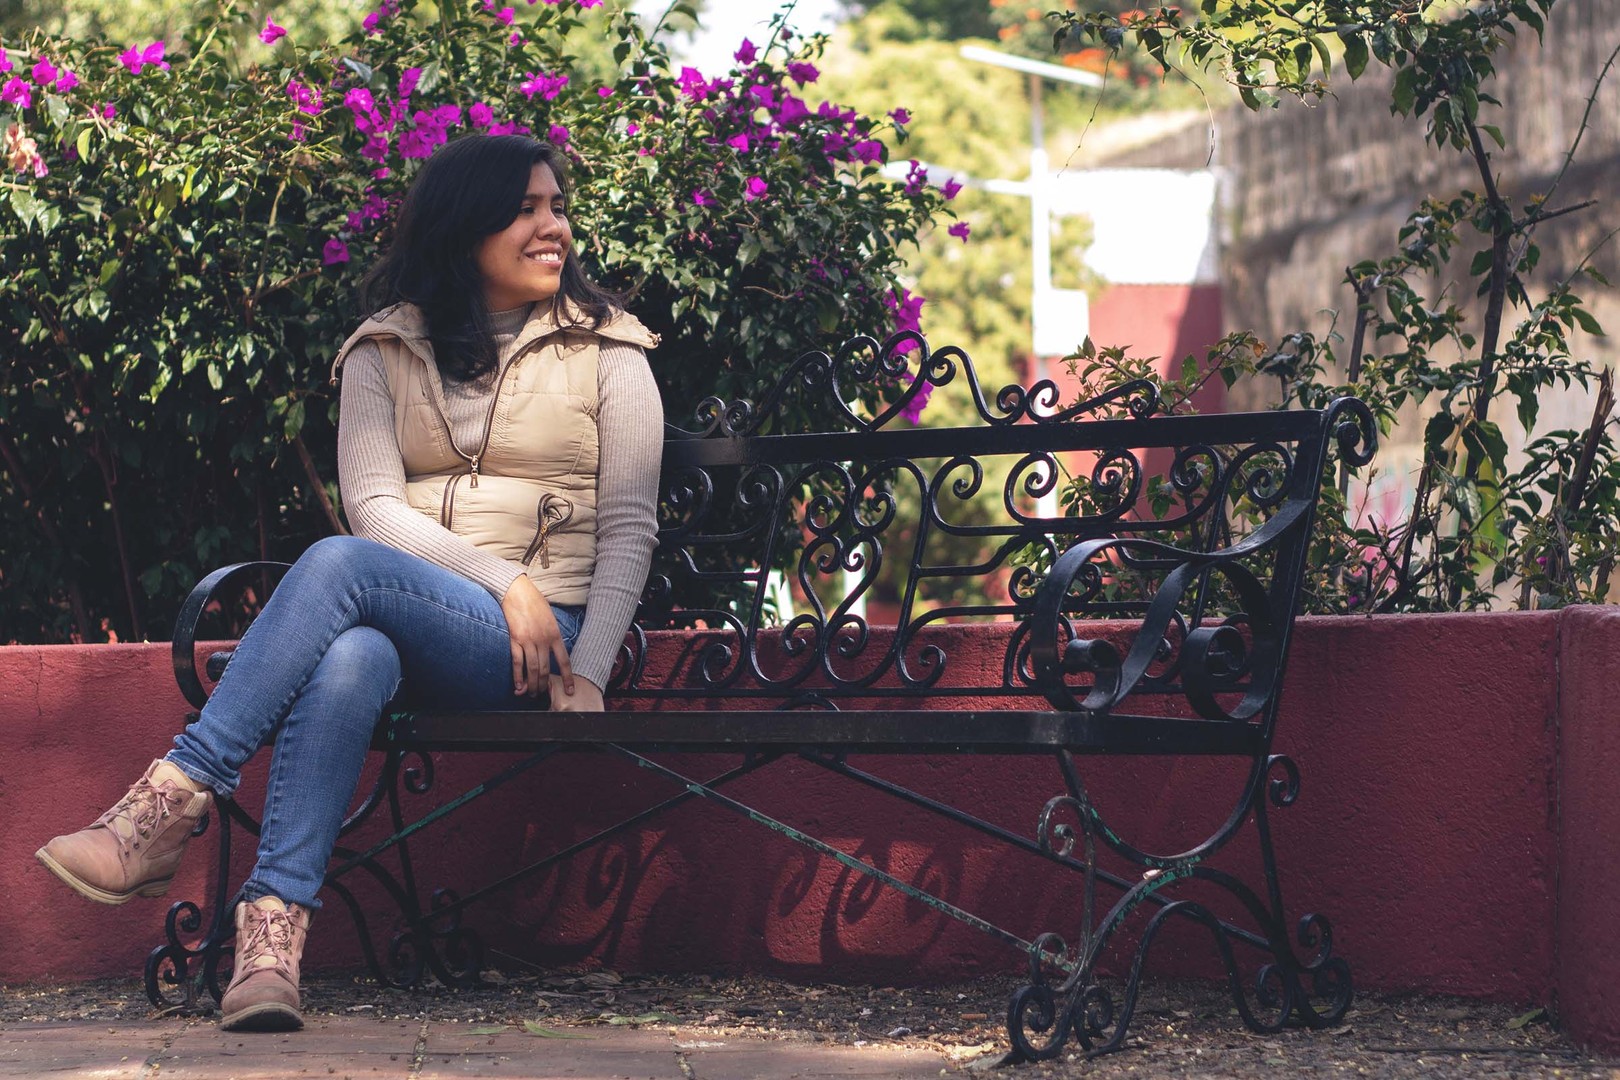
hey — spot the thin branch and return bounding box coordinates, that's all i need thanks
[1535,39,1620,222]
[292,434,348,538]
[1513,199,1598,231]
[1462,114,1512,442]
[90,435,145,642]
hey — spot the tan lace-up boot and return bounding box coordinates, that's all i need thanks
[220,896,313,1032]
[35,759,212,905]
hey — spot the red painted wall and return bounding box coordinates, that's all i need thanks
[0,611,1611,1052]
[1553,606,1620,1052]
[1033,283,1227,416]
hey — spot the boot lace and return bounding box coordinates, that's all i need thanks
[104,779,182,842]
[238,905,297,975]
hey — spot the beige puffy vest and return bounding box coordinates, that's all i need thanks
[332,301,660,605]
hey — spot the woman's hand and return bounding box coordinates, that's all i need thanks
[549,673,604,712]
[500,574,572,698]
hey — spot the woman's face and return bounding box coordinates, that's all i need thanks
[475,163,572,312]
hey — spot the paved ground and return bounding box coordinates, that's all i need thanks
[2,969,1615,1079]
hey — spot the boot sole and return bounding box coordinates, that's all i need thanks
[34,849,172,905]
[220,1001,304,1032]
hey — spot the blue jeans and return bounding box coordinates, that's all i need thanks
[165,536,582,910]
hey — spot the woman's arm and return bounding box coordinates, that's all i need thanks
[562,341,663,696]
[337,340,528,600]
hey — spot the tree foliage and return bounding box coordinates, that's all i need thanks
[1056,0,1620,611]
[0,0,959,643]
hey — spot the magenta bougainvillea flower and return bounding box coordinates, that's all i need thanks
[469,101,494,127]
[0,46,11,73]
[54,70,78,92]
[849,139,883,164]
[734,39,757,65]
[692,188,714,207]
[285,77,321,116]
[726,133,749,152]
[118,42,169,74]
[889,108,910,125]
[743,176,767,201]
[903,160,927,196]
[785,61,818,85]
[518,71,568,100]
[259,18,287,44]
[597,86,613,99]
[676,67,708,100]
[1,77,32,109]
[884,286,924,334]
[547,123,569,145]
[323,238,350,265]
[31,57,57,85]
[947,221,970,241]
[398,67,422,98]
[775,95,810,124]
[940,177,963,200]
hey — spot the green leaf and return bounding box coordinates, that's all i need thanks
[523,1021,592,1039]
[76,127,93,163]
[1341,32,1369,79]
[1309,35,1331,76]
[1392,68,1417,115]
[465,1025,509,1035]
[1424,411,1457,456]
[1573,308,1605,336]
[1507,1008,1545,1030]
[1238,84,1277,111]
[1481,124,1505,149]
[417,59,444,94]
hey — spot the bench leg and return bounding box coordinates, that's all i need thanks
[143,748,487,1005]
[143,797,242,1013]
[320,749,485,990]
[1007,752,1353,1061]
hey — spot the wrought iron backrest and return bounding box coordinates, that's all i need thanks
[609,333,1375,724]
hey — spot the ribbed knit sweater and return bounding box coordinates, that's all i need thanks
[336,304,661,691]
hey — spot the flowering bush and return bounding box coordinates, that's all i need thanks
[0,0,960,643]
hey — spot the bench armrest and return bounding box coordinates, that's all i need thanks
[1027,507,1306,720]
[172,561,292,709]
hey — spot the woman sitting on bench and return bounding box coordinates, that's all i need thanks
[36,132,662,1033]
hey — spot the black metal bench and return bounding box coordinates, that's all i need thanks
[147,333,1374,1061]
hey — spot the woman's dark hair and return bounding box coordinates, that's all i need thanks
[359,134,621,382]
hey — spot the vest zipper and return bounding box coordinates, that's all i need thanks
[523,493,575,569]
[465,343,534,490]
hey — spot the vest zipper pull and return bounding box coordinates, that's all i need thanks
[469,457,480,489]
[537,523,551,569]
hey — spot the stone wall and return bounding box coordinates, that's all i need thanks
[1216,0,1620,440]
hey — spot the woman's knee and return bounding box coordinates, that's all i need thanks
[296,535,385,578]
[316,626,402,710]
[279,535,395,600]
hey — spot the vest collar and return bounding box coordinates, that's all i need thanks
[331,299,658,382]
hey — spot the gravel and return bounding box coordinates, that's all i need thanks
[2,965,1613,1078]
